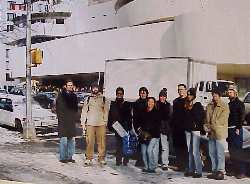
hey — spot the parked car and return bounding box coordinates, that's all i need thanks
[75,92,90,104]
[0,89,8,94]
[243,92,250,125]
[33,92,57,109]
[0,95,57,132]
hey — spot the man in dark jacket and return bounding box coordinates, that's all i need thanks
[56,80,78,163]
[133,87,149,167]
[227,85,246,179]
[171,84,188,171]
[157,88,171,170]
[183,88,205,178]
[108,87,132,166]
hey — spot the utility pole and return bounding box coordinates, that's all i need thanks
[23,0,36,139]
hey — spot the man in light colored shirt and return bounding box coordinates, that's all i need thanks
[81,82,109,166]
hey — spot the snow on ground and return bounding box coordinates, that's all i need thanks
[0,127,25,144]
[0,127,250,184]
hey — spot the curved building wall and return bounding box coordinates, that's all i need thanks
[116,0,204,27]
[175,0,250,64]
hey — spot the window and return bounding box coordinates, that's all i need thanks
[6,73,14,81]
[8,1,15,10]
[45,5,48,12]
[7,13,15,21]
[199,81,204,92]
[56,19,64,24]
[244,94,250,103]
[7,25,14,32]
[6,49,10,58]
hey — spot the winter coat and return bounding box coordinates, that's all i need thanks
[137,108,161,139]
[171,97,186,132]
[204,100,229,140]
[56,90,78,138]
[107,100,132,136]
[183,102,205,132]
[228,97,245,129]
[157,100,171,135]
[133,98,147,132]
[80,94,109,126]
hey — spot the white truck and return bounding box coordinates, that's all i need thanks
[104,57,233,106]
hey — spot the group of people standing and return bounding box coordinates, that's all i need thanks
[55,79,247,180]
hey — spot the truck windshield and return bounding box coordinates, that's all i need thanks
[206,81,234,97]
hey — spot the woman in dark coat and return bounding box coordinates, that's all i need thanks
[183,88,205,178]
[56,80,78,163]
[136,97,161,173]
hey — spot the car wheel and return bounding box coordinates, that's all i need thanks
[15,119,23,133]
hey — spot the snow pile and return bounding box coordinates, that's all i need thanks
[0,127,24,144]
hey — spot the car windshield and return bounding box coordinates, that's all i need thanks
[217,81,234,97]
[206,81,234,97]
[244,93,250,103]
[0,89,7,94]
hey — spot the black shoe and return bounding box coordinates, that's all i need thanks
[147,169,156,173]
[184,172,194,177]
[215,171,224,180]
[135,160,144,167]
[226,172,234,176]
[116,162,122,166]
[142,168,148,173]
[192,173,202,178]
[59,160,68,163]
[123,158,129,166]
[236,174,246,179]
[207,172,217,179]
[161,165,168,171]
[67,159,76,163]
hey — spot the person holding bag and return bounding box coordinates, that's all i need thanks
[136,97,161,173]
[107,87,132,166]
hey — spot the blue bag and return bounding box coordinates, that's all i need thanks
[122,133,138,156]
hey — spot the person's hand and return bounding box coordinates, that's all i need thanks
[235,129,240,135]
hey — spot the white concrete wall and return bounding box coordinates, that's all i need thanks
[63,0,117,35]
[0,43,6,87]
[10,21,176,77]
[175,0,250,64]
[116,0,205,27]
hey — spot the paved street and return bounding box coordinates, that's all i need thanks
[0,127,250,184]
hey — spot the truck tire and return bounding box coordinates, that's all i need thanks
[15,119,23,133]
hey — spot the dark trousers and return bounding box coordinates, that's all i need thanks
[228,128,246,175]
[115,136,129,164]
[173,130,188,170]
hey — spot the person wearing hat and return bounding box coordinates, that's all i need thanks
[204,88,229,180]
[157,88,171,170]
[81,82,109,166]
[227,85,246,179]
[133,87,149,167]
[183,88,205,178]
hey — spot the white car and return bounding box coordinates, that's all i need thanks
[0,94,57,132]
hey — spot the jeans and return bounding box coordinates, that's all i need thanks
[208,138,226,172]
[141,138,160,171]
[115,135,129,164]
[160,134,169,166]
[185,131,202,174]
[59,137,75,161]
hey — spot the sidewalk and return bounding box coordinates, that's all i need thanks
[0,180,31,184]
[0,127,250,184]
